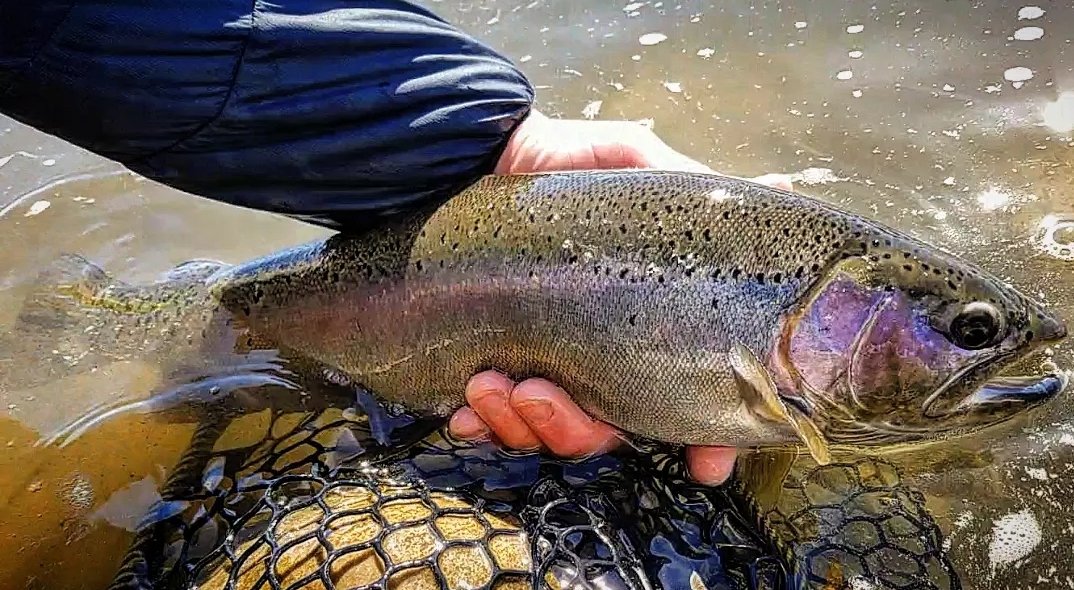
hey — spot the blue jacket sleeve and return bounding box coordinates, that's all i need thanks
[0,1,534,230]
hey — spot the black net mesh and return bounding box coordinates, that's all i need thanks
[105,405,666,590]
[104,387,960,590]
[739,459,960,590]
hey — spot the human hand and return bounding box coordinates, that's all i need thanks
[449,111,794,486]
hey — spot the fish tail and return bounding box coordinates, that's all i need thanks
[15,252,125,336]
[2,254,156,390]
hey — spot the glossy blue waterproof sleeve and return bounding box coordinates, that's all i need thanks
[0,1,535,230]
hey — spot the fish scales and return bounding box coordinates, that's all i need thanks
[17,170,1065,455]
[212,172,932,446]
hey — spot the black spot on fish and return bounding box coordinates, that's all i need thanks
[772,272,782,284]
[629,314,638,326]
[568,255,579,265]
[414,260,423,272]
[684,230,694,241]
[755,272,765,284]
[732,268,742,279]
[619,224,628,234]
[619,269,629,280]
[903,264,913,272]
[703,229,712,241]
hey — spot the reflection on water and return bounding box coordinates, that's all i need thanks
[2,0,1074,588]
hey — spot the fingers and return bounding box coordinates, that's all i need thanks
[751,173,795,192]
[463,371,541,450]
[511,378,622,457]
[685,446,738,486]
[447,406,489,441]
[452,372,623,459]
[616,125,714,173]
[451,371,736,486]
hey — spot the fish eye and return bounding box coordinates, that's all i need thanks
[950,301,1002,350]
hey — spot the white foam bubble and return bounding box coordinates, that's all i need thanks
[1018,6,1045,20]
[638,32,668,46]
[24,200,51,217]
[846,24,865,34]
[581,100,602,119]
[1014,26,1044,41]
[976,186,1012,210]
[1025,467,1050,481]
[1004,66,1034,88]
[987,509,1042,573]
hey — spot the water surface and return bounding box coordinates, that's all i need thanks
[1,1,1073,588]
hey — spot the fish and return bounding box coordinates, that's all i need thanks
[13,170,1068,463]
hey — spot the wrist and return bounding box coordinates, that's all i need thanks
[494,109,548,174]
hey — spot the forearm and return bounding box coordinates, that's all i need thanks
[0,0,534,230]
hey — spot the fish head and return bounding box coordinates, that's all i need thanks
[773,232,1068,446]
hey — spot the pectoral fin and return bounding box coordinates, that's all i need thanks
[729,343,832,465]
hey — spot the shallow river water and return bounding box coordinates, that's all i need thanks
[1,1,1073,589]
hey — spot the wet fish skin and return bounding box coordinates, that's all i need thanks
[209,170,1064,449]
[19,170,1066,452]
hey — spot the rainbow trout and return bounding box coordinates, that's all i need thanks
[18,170,1068,462]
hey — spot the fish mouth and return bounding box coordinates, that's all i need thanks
[952,372,1069,412]
[920,341,1054,418]
[827,372,1069,445]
